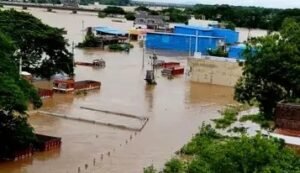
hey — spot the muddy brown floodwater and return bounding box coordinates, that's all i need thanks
[0,7,235,173]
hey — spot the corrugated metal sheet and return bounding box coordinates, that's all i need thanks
[174,25,213,36]
[146,32,223,55]
[94,27,127,35]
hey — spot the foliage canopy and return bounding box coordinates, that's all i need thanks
[234,19,300,118]
[145,125,300,173]
[0,10,74,79]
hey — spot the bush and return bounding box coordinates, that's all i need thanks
[103,6,125,15]
[212,104,250,129]
[239,113,274,129]
[108,43,133,51]
[77,28,100,48]
[144,165,157,173]
[135,6,150,12]
[144,124,300,173]
[98,11,106,18]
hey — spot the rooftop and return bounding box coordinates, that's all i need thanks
[174,25,213,31]
[147,31,224,39]
[94,26,127,35]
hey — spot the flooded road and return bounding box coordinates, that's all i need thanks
[0,7,235,173]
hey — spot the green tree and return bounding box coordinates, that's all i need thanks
[163,158,185,173]
[103,6,125,15]
[77,27,100,48]
[224,21,236,30]
[0,31,41,159]
[0,110,36,158]
[145,124,300,173]
[143,165,157,173]
[125,12,136,21]
[135,6,150,12]
[234,19,300,119]
[0,9,74,79]
[160,8,189,24]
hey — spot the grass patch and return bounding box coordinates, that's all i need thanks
[227,126,248,134]
[239,113,274,129]
[212,104,250,129]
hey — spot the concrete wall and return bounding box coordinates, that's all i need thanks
[188,57,243,87]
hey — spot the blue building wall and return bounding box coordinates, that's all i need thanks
[212,28,239,44]
[173,25,238,44]
[228,44,246,59]
[146,32,222,55]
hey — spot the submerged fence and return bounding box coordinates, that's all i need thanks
[38,110,149,132]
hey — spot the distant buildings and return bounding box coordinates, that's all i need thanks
[134,11,168,30]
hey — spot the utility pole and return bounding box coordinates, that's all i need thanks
[195,30,198,53]
[142,39,145,68]
[82,20,85,40]
[19,57,22,75]
[189,36,192,57]
[72,41,75,67]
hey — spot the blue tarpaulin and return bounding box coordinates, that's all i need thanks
[94,27,127,36]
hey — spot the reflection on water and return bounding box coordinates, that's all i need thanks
[1,7,236,173]
[186,82,234,105]
[144,85,155,113]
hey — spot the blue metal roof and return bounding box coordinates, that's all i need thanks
[94,26,127,35]
[174,25,212,31]
[147,31,223,39]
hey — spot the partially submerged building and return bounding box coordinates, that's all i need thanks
[88,26,128,46]
[94,26,127,37]
[146,25,239,55]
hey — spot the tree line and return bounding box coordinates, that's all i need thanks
[97,4,299,30]
[9,0,299,30]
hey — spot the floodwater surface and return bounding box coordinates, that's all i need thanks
[0,7,235,173]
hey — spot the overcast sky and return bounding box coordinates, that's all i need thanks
[135,0,300,9]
